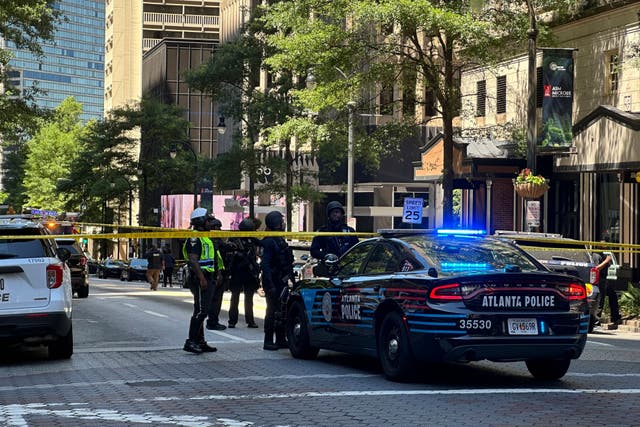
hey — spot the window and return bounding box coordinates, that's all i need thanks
[476,80,486,117]
[606,50,620,93]
[363,244,397,274]
[338,243,372,276]
[496,75,506,114]
[380,84,394,115]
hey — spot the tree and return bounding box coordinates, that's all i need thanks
[261,0,582,227]
[23,97,86,211]
[0,0,60,134]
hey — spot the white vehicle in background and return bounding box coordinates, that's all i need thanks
[0,215,73,359]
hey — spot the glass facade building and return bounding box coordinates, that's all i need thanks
[5,0,105,122]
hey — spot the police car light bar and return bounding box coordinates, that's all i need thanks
[436,229,486,236]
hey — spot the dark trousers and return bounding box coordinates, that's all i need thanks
[206,277,225,327]
[264,286,285,344]
[188,273,215,343]
[163,267,174,287]
[228,281,256,325]
[597,279,621,322]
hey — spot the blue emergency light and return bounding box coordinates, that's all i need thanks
[440,262,491,271]
[436,229,487,236]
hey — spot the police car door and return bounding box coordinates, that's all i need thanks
[336,242,398,352]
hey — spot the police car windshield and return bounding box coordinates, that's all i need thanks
[402,235,539,276]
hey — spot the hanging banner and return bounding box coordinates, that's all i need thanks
[540,48,575,149]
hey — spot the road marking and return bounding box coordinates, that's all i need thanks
[206,330,254,343]
[587,340,614,347]
[122,303,137,308]
[0,404,254,427]
[144,310,169,318]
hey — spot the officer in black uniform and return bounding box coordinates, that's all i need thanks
[310,201,358,260]
[206,216,228,331]
[227,218,261,328]
[182,208,224,354]
[260,211,295,351]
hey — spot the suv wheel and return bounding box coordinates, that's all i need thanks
[48,325,73,360]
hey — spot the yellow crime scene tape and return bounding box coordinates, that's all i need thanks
[4,220,640,254]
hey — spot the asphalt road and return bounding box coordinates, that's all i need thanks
[1,276,639,426]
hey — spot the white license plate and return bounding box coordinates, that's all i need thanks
[507,318,538,335]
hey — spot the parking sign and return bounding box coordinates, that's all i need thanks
[402,198,423,224]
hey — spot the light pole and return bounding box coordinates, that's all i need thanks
[306,66,356,221]
[525,0,538,173]
[169,141,198,209]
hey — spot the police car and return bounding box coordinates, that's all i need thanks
[282,229,589,382]
[0,216,74,359]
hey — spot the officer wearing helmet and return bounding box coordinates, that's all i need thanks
[226,218,261,329]
[310,201,358,262]
[182,208,225,354]
[205,214,229,331]
[260,211,295,350]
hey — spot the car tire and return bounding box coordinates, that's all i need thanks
[48,325,73,360]
[77,285,89,299]
[377,311,416,382]
[286,300,319,359]
[525,358,571,380]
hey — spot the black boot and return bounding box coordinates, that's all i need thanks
[263,334,279,351]
[275,331,288,349]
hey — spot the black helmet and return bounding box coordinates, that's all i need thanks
[238,218,255,231]
[209,217,222,229]
[265,211,284,230]
[326,201,345,216]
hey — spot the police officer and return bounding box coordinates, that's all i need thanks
[310,201,358,261]
[227,218,261,328]
[261,211,295,351]
[206,216,228,331]
[182,208,225,354]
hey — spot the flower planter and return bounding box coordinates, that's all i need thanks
[514,181,549,199]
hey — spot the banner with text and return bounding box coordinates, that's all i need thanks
[541,49,574,149]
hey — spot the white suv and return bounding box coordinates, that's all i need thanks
[0,216,73,359]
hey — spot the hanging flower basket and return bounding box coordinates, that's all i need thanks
[513,168,549,198]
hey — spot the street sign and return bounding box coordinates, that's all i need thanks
[402,198,423,224]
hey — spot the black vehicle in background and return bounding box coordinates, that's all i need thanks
[55,238,89,298]
[121,258,148,281]
[96,259,125,279]
[282,229,589,382]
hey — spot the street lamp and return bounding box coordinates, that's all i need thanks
[169,141,198,209]
[217,112,226,135]
[306,66,356,221]
[525,0,538,172]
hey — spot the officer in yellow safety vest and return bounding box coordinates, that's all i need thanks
[182,208,225,354]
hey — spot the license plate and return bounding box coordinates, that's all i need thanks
[507,318,538,335]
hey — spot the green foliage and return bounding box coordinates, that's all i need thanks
[516,168,547,185]
[22,97,86,212]
[619,284,640,318]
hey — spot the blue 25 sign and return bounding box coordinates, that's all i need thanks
[402,198,423,224]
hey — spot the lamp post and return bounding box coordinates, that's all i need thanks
[525,0,538,173]
[306,66,356,221]
[169,141,198,209]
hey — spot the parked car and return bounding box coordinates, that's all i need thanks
[494,230,601,332]
[96,259,125,279]
[55,238,89,298]
[121,258,148,282]
[86,253,99,274]
[0,215,74,359]
[281,229,589,382]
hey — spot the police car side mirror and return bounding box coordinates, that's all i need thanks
[56,247,71,262]
[427,267,438,278]
[323,253,339,276]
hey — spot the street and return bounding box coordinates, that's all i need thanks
[1,277,639,426]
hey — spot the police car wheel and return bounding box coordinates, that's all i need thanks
[48,325,73,360]
[378,311,415,382]
[525,358,571,380]
[286,301,319,360]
